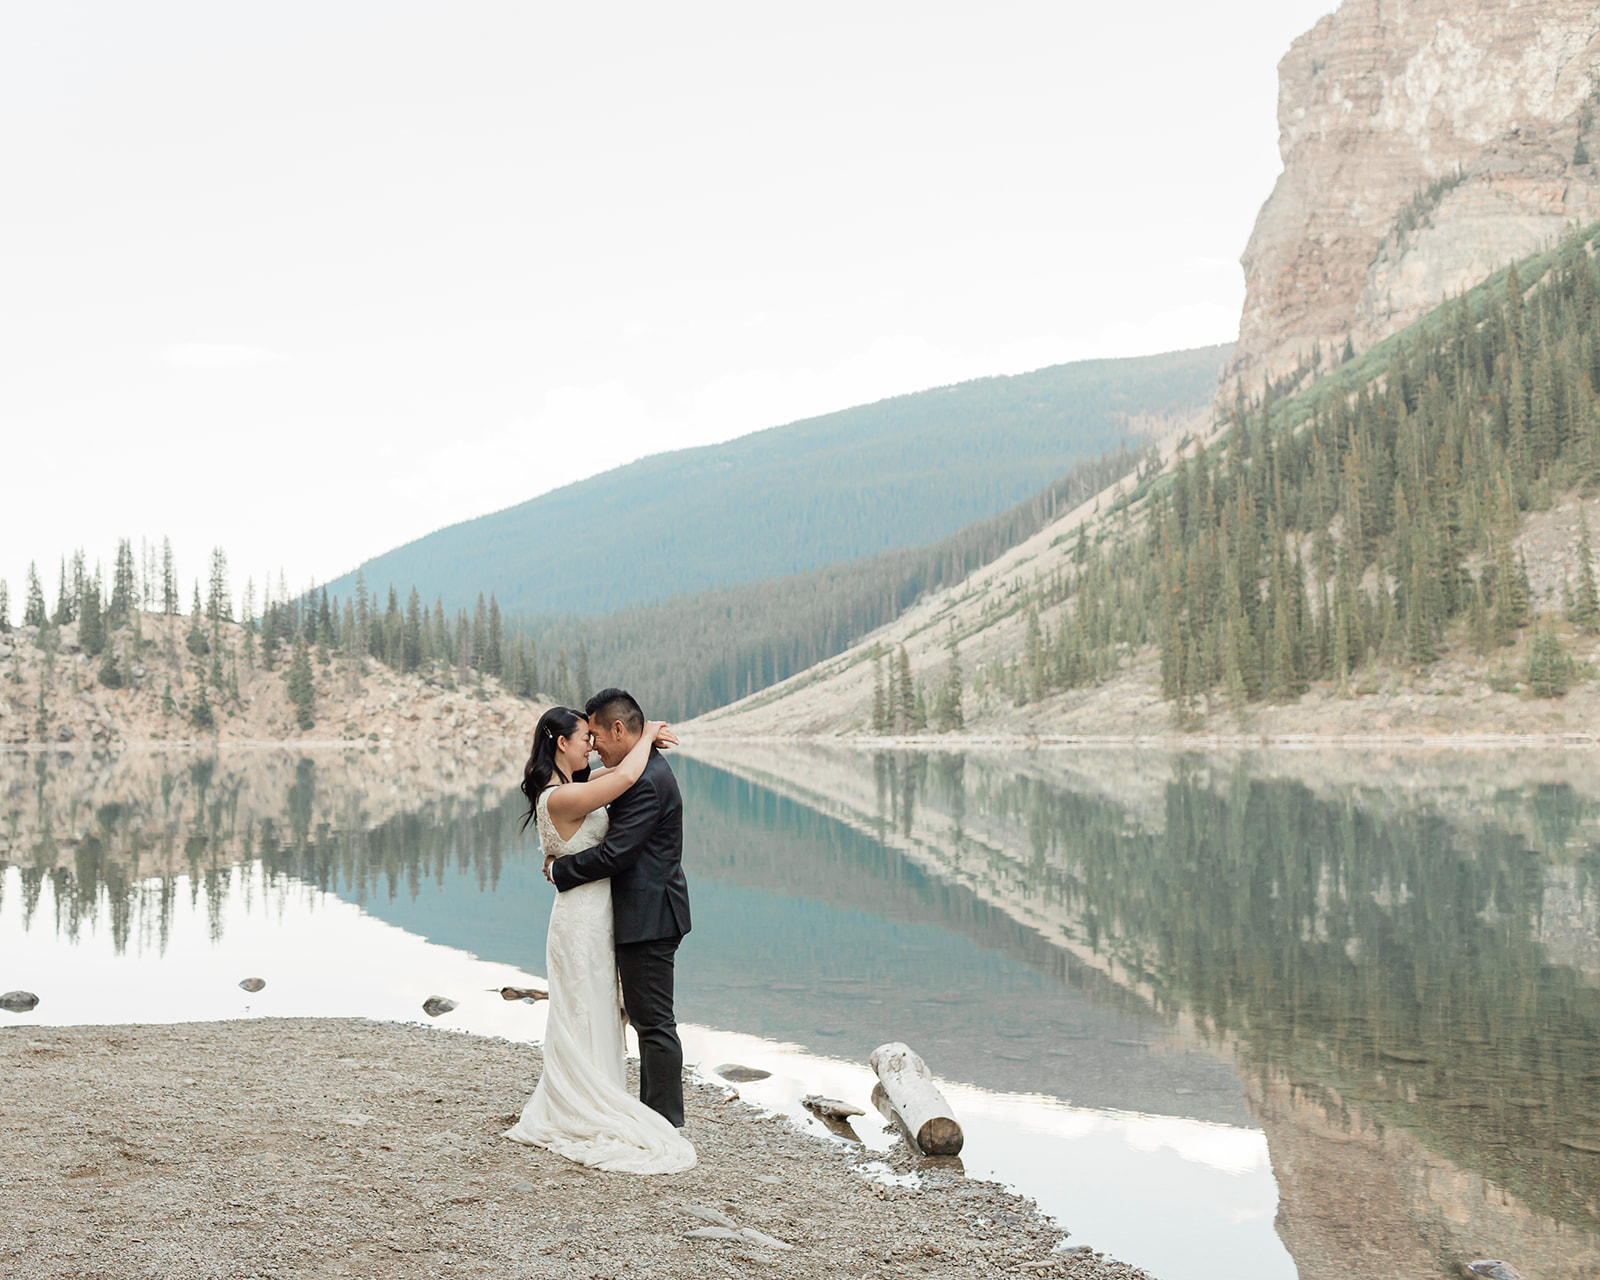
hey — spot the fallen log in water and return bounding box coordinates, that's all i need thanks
[869,1042,963,1155]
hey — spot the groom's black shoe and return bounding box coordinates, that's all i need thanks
[617,933,685,1127]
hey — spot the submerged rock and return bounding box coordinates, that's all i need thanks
[0,991,39,1013]
[422,996,457,1018]
[713,1063,770,1082]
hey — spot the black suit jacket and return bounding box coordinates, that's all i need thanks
[550,748,691,945]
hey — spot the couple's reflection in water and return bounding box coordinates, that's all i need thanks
[5,744,1600,1276]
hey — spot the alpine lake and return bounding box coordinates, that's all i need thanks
[4,740,1599,1280]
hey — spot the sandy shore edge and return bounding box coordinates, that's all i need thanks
[1,1018,1148,1280]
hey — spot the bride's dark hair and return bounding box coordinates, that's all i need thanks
[520,706,590,831]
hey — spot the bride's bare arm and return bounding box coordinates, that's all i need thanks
[545,721,673,826]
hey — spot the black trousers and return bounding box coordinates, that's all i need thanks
[615,933,685,1127]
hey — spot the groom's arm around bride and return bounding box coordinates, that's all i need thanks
[551,688,692,1127]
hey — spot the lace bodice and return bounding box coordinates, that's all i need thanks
[536,786,609,860]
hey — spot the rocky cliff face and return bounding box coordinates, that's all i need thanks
[1231,0,1600,396]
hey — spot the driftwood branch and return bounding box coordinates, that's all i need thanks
[869,1042,963,1155]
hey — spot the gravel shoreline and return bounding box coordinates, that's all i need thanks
[1,1019,1152,1280]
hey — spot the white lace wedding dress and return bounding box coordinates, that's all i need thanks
[503,788,696,1174]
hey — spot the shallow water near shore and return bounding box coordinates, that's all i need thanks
[4,744,1600,1279]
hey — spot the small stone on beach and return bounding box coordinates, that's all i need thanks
[422,996,457,1018]
[1,991,40,1013]
[801,1094,865,1119]
[499,986,546,1002]
[714,1063,770,1082]
[239,978,266,993]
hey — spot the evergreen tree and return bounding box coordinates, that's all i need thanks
[871,650,888,733]
[79,576,106,656]
[161,538,178,615]
[110,539,136,626]
[53,557,75,626]
[161,679,176,717]
[186,582,209,656]
[402,587,423,672]
[0,579,8,634]
[488,595,505,678]
[575,638,590,704]
[97,640,122,688]
[23,562,46,628]
[206,548,230,622]
[1526,619,1571,697]
[190,680,215,731]
[287,637,315,729]
[896,645,915,732]
[938,630,964,732]
[556,647,575,709]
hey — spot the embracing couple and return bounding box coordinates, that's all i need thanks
[504,688,697,1175]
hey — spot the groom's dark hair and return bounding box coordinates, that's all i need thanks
[586,687,644,735]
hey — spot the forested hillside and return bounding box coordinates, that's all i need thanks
[326,347,1227,618]
[1008,223,1600,717]
[693,222,1600,738]
[536,446,1151,718]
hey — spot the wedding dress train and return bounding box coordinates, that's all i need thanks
[504,789,696,1174]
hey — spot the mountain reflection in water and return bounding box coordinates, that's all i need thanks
[4,744,1600,1278]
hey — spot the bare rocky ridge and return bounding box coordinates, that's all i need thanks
[1230,0,1600,396]
[0,1019,1139,1280]
[0,611,543,752]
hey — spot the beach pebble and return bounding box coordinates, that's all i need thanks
[1,991,40,1013]
[239,978,266,993]
[682,1203,738,1228]
[422,996,457,1017]
[802,1094,865,1119]
[1469,1263,1527,1280]
[714,1063,770,1082]
[499,986,546,1002]
[739,1226,794,1251]
[684,1226,740,1241]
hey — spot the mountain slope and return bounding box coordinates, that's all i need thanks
[326,346,1228,618]
[690,225,1600,740]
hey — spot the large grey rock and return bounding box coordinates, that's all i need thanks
[0,991,39,1012]
[422,995,457,1018]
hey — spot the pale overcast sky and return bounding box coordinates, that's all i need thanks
[0,1,1335,617]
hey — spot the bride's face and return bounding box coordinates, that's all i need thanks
[556,719,594,776]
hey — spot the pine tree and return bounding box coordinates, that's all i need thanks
[939,631,964,732]
[186,583,209,656]
[0,579,9,634]
[402,587,423,672]
[871,650,888,732]
[53,557,74,626]
[23,562,46,628]
[896,645,915,732]
[79,576,105,656]
[161,539,178,615]
[161,680,176,717]
[488,595,505,678]
[575,638,591,704]
[190,680,215,731]
[110,539,136,626]
[287,637,315,729]
[1526,619,1571,697]
[97,640,122,688]
[556,647,575,709]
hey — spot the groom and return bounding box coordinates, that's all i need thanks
[551,687,692,1127]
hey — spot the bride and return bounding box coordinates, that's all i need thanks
[504,705,696,1174]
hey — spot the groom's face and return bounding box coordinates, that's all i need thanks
[591,719,629,768]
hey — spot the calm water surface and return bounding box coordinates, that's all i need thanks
[3,744,1599,1280]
